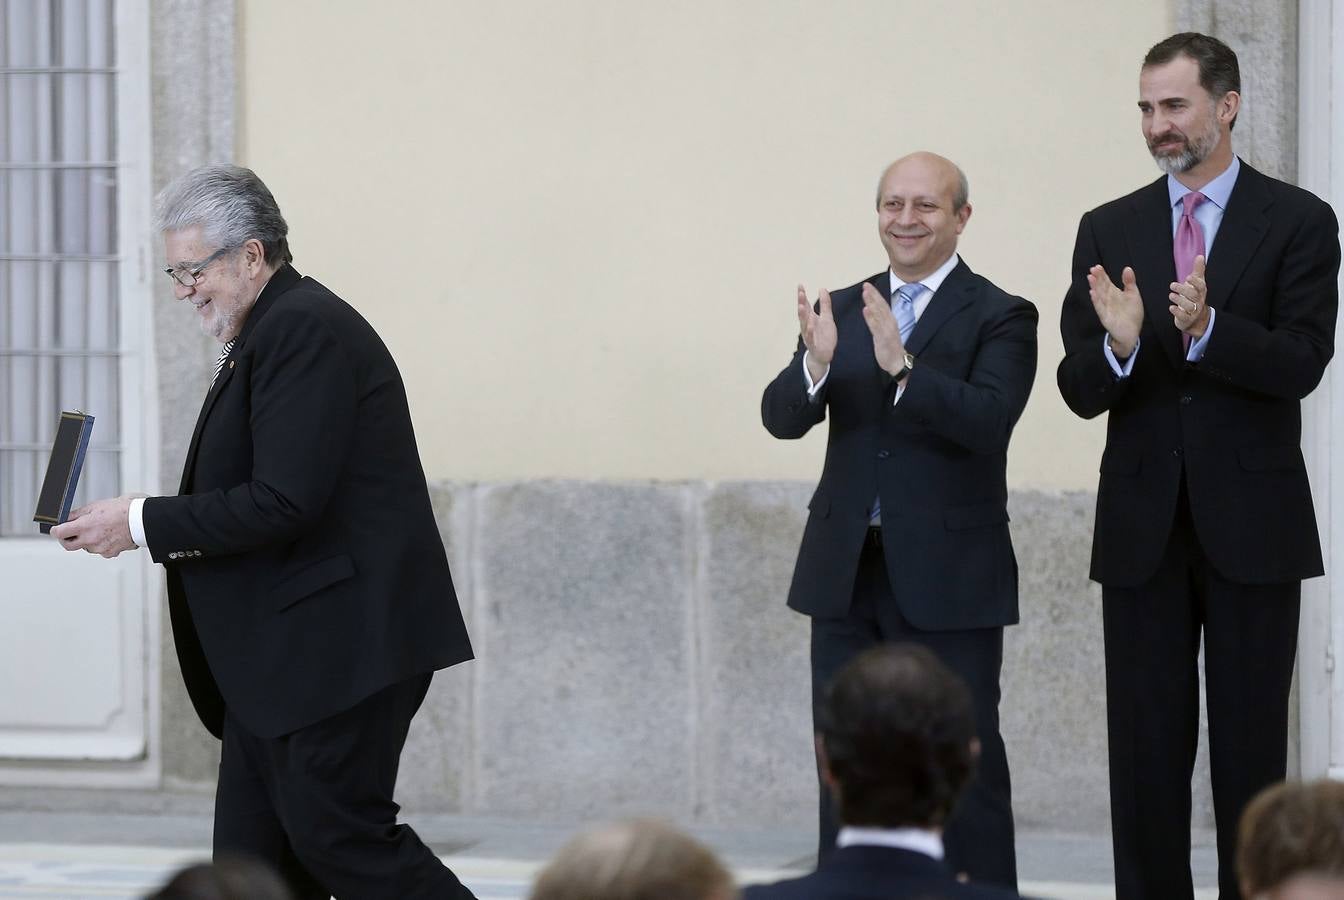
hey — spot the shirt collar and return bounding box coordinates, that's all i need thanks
[836,826,944,859]
[889,251,960,299]
[1167,155,1240,211]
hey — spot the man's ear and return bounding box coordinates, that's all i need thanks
[242,237,267,275]
[1218,91,1241,128]
[954,202,972,235]
[969,737,982,762]
[815,734,838,790]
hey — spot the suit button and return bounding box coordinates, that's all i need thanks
[877,450,890,459]
[1173,448,1184,457]
[1180,395,1192,405]
[168,552,179,560]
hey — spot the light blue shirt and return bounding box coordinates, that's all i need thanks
[1104,156,1241,375]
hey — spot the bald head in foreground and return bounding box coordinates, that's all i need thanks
[530,819,736,900]
[761,151,1037,889]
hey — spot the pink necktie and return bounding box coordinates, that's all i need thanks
[1175,192,1207,352]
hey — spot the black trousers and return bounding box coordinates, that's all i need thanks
[1103,488,1299,900]
[213,673,475,900]
[810,530,1018,889]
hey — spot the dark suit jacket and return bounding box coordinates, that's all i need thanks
[762,261,1038,630]
[1057,160,1339,587]
[742,845,1021,899]
[143,265,473,739]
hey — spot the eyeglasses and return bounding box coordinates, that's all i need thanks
[163,245,236,287]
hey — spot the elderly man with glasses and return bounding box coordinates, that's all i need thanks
[52,165,477,900]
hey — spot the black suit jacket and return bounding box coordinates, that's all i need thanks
[762,261,1038,630]
[144,265,473,739]
[742,845,1021,899]
[1057,161,1339,587]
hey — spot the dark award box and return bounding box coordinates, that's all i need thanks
[33,411,96,534]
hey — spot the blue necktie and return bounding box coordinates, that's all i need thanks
[894,282,925,343]
[872,283,927,523]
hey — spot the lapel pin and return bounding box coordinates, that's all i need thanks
[228,360,235,369]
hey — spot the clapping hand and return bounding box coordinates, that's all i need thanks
[798,284,837,383]
[860,282,907,379]
[1088,265,1143,358]
[1170,255,1210,337]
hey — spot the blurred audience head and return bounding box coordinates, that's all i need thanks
[145,856,292,900]
[816,642,978,830]
[529,818,737,900]
[1238,779,1344,899]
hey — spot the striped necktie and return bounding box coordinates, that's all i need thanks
[893,282,926,343]
[210,339,235,389]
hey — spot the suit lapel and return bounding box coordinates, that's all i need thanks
[177,265,304,493]
[906,259,974,356]
[178,356,237,493]
[1124,177,1185,371]
[1205,160,1271,312]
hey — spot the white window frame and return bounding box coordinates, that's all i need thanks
[1298,0,1344,781]
[0,0,160,787]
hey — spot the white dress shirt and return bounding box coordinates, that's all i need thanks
[836,825,944,860]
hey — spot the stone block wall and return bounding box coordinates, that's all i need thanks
[161,481,1215,832]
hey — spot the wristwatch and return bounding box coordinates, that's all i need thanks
[892,351,916,382]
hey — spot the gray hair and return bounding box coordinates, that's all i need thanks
[154,165,292,265]
[950,165,970,210]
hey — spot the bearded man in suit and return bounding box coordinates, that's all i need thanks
[1057,32,1340,900]
[762,151,1038,889]
[53,165,477,900]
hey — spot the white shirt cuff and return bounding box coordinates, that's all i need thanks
[1104,334,1139,378]
[803,351,829,397]
[129,498,147,549]
[1186,308,1215,361]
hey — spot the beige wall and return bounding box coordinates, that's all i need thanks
[239,0,1171,488]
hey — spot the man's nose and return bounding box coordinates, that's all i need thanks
[173,280,195,301]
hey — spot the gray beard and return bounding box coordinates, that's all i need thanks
[1151,122,1222,175]
[200,306,243,343]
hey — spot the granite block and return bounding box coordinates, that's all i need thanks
[159,591,221,789]
[399,483,476,813]
[697,481,815,827]
[472,482,694,818]
[1004,490,1212,831]
[1174,0,1297,180]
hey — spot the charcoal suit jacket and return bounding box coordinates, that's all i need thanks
[1057,160,1339,587]
[143,264,473,739]
[762,260,1038,630]
[742,845,1022,899]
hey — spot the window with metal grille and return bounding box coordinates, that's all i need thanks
[1,0,123,536]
